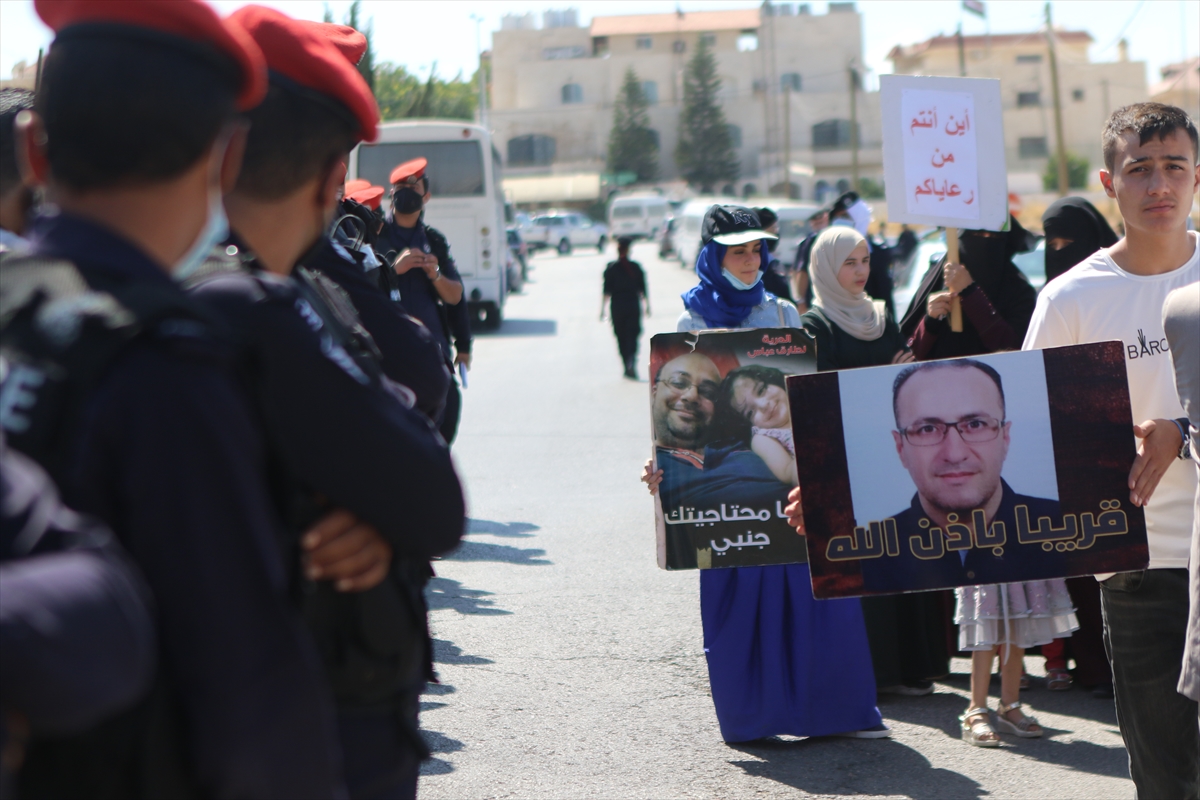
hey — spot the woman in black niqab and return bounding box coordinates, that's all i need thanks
[1042,197,1119,283]
[899,215,1038,360]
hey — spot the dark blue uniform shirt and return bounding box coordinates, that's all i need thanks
[187,238,464,556]
[26,212,346,799]
[305,238,451,423]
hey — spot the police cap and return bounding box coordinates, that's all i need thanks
[228,5,379,143]
[36,0,267,110]
[347,185,384,210]
[389,158,426,187]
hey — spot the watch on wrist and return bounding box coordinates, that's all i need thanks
[1172,418,1191,460]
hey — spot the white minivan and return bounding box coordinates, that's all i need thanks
[608,194,670,240]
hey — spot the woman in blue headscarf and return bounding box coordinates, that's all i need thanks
[648,205,886,743]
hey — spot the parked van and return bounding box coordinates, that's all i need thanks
[675,199,819,270]
[607,194,670,240]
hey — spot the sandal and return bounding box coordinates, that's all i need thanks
[1019,671,1031,690]
[1046,669,1072,692]
[960,707,1001,747]
[993,701,1043,738]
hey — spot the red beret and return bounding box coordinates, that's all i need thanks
[390,157,427,186]
[36,0,267,110]
[304,21,367,66]
[347,185,384,210]
[344,178,371,195]
[227,5,378,143]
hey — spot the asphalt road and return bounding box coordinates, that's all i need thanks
[420,241,1133,799]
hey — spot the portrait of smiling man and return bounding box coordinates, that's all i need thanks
[859,359,1064,594]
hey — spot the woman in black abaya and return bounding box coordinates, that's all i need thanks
[899,217,1038,360]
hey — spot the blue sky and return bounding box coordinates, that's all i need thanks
[2,1,1196,90]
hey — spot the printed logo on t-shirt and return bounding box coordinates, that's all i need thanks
[1126,328,1170,360]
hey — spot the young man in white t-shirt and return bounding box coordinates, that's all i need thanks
[1024,102,1199,799]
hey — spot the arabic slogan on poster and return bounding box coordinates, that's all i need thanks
[786,343,1149,598]
[651,328,817,570]
[901,88,980,221]
[881,75,1009,231]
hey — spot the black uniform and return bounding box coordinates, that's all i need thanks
[1,436,156,798]
[375,219,471,444]
[602,256,647,374]
[12,212,345,799]
[186,235,465,800]
[307,236,451,423]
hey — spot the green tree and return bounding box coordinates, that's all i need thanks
[607,68,659,182]
[374,63,476,121]
[345,0,375,93]
[675,38,738,191]
[323,1,374,92]
[1042,152,1090,190]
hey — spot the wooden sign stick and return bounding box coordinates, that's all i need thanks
[946,227,963,332]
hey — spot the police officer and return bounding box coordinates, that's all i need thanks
[1,2,346,796]
[376,159,473,443]
[1,434,156,798]
[197,8,465,798]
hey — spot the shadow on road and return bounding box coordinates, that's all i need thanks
[418,728,463,777]
[878,685,1128,780]
[728,737,985,799]
[446,539,551,565]
[477,318,557,337]
[432,637,493,666]
[427,576,511,616]
[466,518,540,538]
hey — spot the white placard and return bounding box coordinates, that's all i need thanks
[881,75,1008,231]
[901,89,979,221]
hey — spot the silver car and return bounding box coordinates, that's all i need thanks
[525,212,609,255]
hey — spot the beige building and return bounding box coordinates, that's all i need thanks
[490,3,882,205]
[888,31,1147,191]
[1150,57,1200,123]
[1,60,38,91]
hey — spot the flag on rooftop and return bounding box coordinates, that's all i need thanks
[963,0,987,17]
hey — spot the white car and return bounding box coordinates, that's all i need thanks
[893,233,1046,321]
[525,212,609,255]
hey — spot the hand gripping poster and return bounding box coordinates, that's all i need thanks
[651,328,816,570]
[786,343,1149,598]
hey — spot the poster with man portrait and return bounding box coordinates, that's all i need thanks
[787,343,1149,598]
[651,328,817,570]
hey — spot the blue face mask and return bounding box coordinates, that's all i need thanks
[722,268,762,290]
[173,184,229,282]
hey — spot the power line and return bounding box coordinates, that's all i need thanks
[1096,0,1145,56]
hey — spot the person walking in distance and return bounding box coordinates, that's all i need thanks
[601,236,649,379]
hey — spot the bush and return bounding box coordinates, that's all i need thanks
[1042,152,1090,191]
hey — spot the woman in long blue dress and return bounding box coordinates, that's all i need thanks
[646,205,885,742]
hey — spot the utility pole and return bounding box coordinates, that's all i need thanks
[471,14,488,128]
[849,63,859,190]
[783,84,792,198]
[1045,2,1069,196]
[956,24,967,77]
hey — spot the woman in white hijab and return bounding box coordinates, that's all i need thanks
[801,226,910,371]
[800,226,953,704]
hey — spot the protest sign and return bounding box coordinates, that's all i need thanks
[651,328,816,570]
[880,74,1007,329]
[880,74,1008,231]
[786,343,1149,598]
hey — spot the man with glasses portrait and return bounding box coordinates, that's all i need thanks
[860,359,1063,593]
[650,351,797,570]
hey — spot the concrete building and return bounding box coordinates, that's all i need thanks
[888,31,1147,191]
[490,3,881,206]
[1,60,38,91]
[1150,57,1200,123]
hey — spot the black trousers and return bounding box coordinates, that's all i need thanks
[612,312,640,364]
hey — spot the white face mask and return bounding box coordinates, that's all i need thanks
[722,268,762,290]
[172,183,228,282]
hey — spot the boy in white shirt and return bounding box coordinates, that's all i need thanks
[1024,102,1199,798]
